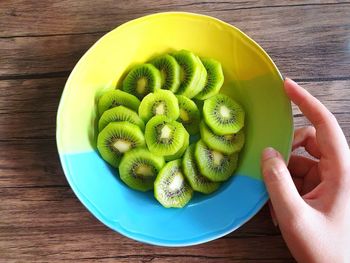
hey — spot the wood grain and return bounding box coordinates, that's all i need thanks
[0,1,346,37]
[0,1,349,262]
[1,3,350,80]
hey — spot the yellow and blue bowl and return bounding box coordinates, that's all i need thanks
[56,12,293,246]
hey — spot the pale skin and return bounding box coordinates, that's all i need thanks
[261,78,350,263]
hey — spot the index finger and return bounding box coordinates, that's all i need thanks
[284,78,349,163]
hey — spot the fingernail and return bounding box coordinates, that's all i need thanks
[285,77,295,83]
[262,147,278,161]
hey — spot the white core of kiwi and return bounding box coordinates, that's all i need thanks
[160,125,172,139]
[137,78,147,94]
[135,164,153,177]
[169,172,183,192]
[113,140,132,153]
[220,105,231,118]
[155,103,166,115]
[212,151,224,166]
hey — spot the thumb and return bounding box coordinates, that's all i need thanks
[261,147,305,222]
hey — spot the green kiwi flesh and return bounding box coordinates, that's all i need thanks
[200,121,245,154]
[172,50,207,98]
[150,54,181,93]
[164,129,189,161]
[97,122,145,168]
[98,105,145,132]
[195,58,224,100]
[145,115,187,157]
[176,95,200,135]
[138,89,179,122]
[203,94,245,135]
[122,63,161,100]
[154,159,193,208]
[98,89,140,116]
[183,144,220,194]
[194,140,238,182]
[119,148,165,192]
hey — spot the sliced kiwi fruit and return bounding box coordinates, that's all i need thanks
[203,94,245,135]
[119,148,165,192]
[164,129,189,161]
[154,159,193,208]
[98,89,140,116]
[172,50,207,98]
[150,54,181,93]
[194,140,238,182]
[138,89,179,122]
[176,95,200,135]
[183,144,220,194]
[97,122,145,168]
[200,121,245,154]
[122,63,161,100]
[195,58,224,100]
[145,115,187,157]
[98,106,145,132]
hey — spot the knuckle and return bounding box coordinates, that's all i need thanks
[262,158,289,183]
[305,125,316,135]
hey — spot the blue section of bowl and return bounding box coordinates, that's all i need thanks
[60,151,268,246]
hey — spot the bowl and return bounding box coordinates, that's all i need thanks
[56,12,293,246]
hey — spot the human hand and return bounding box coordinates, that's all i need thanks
[261,78,350,263]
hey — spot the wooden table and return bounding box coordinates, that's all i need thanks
[1,1,349,262]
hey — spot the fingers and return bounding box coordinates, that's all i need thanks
[293,126,321,158]
[261,147,306,222]
[288,154,318,178]
[268,201,278,227]
[284,78,349,164]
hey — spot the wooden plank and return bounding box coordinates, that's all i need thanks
[1,1,346,37]
[0,3,349,79]
[0,186,292,261]
[0,33,102,78]
[0,77,64,139]
[0,140,67,187]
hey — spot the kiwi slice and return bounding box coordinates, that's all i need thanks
[138,89,179,122]
[172,50,207,98]
[183,144,220,194]
[98,89,140,116]
[176,95,200,135]
[194,140,238,182]
[154,159,193,208]
[203,94,245,135]
[200,121,245,154]
[97,122,145,168]
[98,106,145,132]
[195,58,224,100]
[119,148,165,192]
[145,115,186,157]
[122,63,161,100]
[150,54,181,93]
[164,129,189,161]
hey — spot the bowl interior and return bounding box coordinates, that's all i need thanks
[57,12,293,246]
